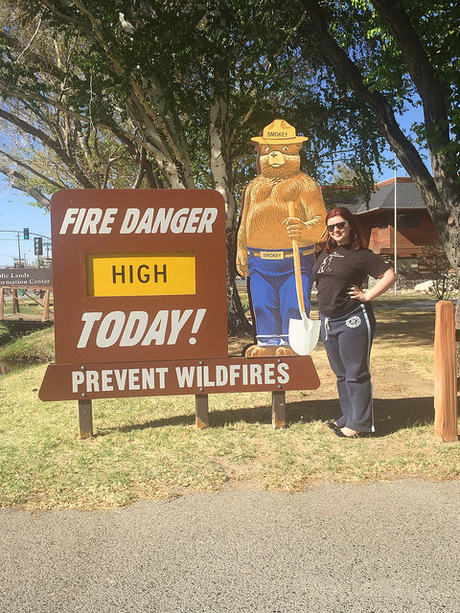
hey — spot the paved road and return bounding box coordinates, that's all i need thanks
[1,480,459,612]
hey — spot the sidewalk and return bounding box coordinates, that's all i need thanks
[1,480,459,612]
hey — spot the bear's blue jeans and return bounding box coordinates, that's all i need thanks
[248,249,314,346]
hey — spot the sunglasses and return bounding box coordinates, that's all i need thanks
[327,221,348,232]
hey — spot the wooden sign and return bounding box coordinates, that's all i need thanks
[0,267,53,287]
[39,188,320,428]
[47,189,228,365]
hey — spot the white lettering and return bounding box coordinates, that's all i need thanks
[76,309,207,349]
[170,208,189,233]
[264,363,275,384]
[96,311,126,348]
[101,370,114,391]
[184,208,202,233]
[69,361,291,396]
[135,209,155,234]
[152,208,174,233]
[114,370,127,390]
[77,312,103,348]
[72,371,85,392]
[128,369,140,390]
[156,368,168,389]
[86,370,100,392]
[118,207,218,235]
[80,209,103,234]
[141,310,168,346]
[203,366,215,387]
[197,208,218,233]
[277,362,290,384]
[100,209,118,234]
[175,366,195,388]
[215,365,228,386]
[59,209,79,234]
[120,209,140,234]
[250,364,263,385]
[59,208,117,234]
[168,309,193,345]
[229,364,241,386]
[119,311,149,347]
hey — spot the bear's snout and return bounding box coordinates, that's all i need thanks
[268,151,285,167]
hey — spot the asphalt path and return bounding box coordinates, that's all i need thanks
[1,480,460,612]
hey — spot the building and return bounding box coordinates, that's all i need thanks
[324,177,439,273]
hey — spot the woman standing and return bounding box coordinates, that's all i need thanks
[313,207,396,438]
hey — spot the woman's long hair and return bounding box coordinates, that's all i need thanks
[324,207,366,253]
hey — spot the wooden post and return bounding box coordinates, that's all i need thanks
[0,287,4,319]
[12,289,20,313]
[42,289,50,321]
[434,301,458,442]
[78,399,94,439]
[195,394,209,429]
[272,391,286,429]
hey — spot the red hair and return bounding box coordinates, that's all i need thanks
[324,207,366,253]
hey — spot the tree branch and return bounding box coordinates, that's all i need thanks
[370,0,448,140]
[299,0,437,199]
[0,148,66,190]
[0,166,50,207]
[0,106,96,188]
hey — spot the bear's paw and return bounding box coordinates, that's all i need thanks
[244,345,278,358]
[275,346,297,357]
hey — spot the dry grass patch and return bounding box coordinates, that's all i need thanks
[0,294,458,511]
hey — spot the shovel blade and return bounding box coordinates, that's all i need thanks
[288,316,321,356]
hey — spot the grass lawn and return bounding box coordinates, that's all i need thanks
[0,293,459,511]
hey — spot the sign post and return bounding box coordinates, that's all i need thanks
[40,189,320,436]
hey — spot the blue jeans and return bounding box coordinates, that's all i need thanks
[248,249,314,346]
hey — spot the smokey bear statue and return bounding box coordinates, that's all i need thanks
[236,119,327,357]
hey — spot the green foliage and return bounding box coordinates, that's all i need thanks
[417,243,458,300]
[0,326,54,364]
[0,0,392,205]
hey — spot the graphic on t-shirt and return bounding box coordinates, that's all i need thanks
[317,251,344,274]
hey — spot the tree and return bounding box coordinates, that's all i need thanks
[1,0,387,334]
[417,243,457,301]
[293,0,460,319]
[5,1,458,339]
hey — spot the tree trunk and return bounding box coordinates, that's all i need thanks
[209,94,251,336]
[226,225,252,337]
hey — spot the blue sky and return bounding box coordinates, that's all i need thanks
[0,185,52,267]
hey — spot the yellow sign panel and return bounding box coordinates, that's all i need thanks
[87,254,196,297]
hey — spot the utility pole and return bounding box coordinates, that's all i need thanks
[16,232,22,267]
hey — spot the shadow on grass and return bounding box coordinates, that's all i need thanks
[286,396,436,436]
[375,311,435,347]
[99,395,438,437]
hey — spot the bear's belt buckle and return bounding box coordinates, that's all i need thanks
[260,250,286,260]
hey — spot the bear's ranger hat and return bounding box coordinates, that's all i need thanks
[250,119,308,145]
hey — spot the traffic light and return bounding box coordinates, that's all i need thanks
[34,236,43,255]
[23,227,30,240]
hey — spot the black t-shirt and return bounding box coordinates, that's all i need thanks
[313,246,391,318]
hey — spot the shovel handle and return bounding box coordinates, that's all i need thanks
[288,201,306,316]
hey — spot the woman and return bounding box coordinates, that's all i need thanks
[313,207,396,438]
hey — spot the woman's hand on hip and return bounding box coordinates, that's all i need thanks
[348,285,368,302]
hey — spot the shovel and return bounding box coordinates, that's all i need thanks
[287,202,321,356]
